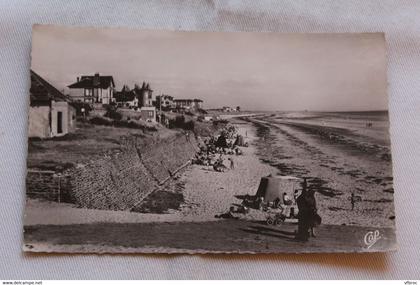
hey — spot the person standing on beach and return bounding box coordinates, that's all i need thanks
[306,188,320,238]
[296,178,310,241]
[296,178,321,241]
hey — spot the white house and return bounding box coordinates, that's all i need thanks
[29,70,76,138]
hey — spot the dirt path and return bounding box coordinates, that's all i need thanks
[24,220,396,253]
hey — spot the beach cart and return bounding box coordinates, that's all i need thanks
[265,208,286,225]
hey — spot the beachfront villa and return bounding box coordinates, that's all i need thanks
[114,85,139,108]
[133,82,154,108]
[174,98,203,110]
[68,73,115,106]
[156,94,175,110]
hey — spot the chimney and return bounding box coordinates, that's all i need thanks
[93,73,100,87]
[77,77,79,82]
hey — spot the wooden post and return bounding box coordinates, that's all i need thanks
[58,175,61,203]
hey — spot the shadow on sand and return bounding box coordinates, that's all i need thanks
[241,224,297,242]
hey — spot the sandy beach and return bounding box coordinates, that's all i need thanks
[25,112,395,229]
[25,120,275,225]
[24,113,397,252]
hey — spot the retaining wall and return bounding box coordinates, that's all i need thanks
[26,133,198,211]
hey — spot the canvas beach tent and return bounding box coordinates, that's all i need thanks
[255,175,301,202]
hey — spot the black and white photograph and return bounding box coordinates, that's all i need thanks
[24,25,396,253]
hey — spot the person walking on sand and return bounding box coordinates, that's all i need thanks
[349,192,361,210]
[350,193,356,210]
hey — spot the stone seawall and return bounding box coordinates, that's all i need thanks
[26,133,198,211]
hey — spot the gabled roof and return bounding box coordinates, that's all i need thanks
[68,74,115,89]
[30,70,68,105]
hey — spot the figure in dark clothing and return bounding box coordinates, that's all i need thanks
[293,190,299,203]
[350,193,356,210]
[296,178,321,241]
[306,189,319,238]
[215,134,228,149]
[296,179,310,241]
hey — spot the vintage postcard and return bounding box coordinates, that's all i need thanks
[24,25,396,253]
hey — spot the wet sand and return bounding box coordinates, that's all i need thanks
[247,113,395,227]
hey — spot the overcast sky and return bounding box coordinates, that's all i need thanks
[31,25,388,111]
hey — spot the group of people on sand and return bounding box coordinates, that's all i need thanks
[192,127,247,170]
[212,155,235,172]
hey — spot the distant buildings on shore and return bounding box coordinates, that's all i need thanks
[174,98,203,110]
[155,96,203,111]
[29,71,207,129]
[207,106,241,113]
[67,72,204,112]
[28,70,246,140]
[114,82,154,109]
[155,94,174,110]
[113,82,155,122]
